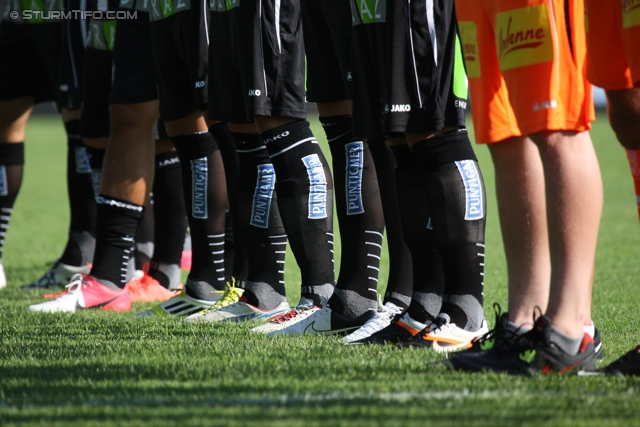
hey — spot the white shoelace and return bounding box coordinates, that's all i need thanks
[344,296,402,342]
[65,274,85,294]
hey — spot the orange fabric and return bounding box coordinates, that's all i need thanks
[397,320,421,336]
[585,0,640,90]
[456,0,594,143]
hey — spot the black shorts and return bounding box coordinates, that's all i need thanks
[81,47,113,138]
[109,13,158,105]
[149,3,209,121]
[301,0,353,103]
[58,0,87,111]
[351,0,467,138]
[0,21,61,105]
[208,0,306,123]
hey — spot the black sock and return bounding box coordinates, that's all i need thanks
[234,133,287,307]
[60,121,96,266]
[148,150,187,289]
[411,130,486,331]
[85,146,105,201]
[323,115,382,317]
[262,120,335,305]
[90,196,144,289]
[367,138,413,310]
[0,143,24,261]
[171,132,227,299]
[210,123,248,282]
[135,195,154,270]
[392,144,444,324]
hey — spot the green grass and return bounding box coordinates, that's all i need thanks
[2,114,640,426]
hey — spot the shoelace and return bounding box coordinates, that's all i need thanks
[27,261,92,289]
[35,269,57,287]
[209,280,244,311]
[64,274,86,294]
[499,306,547,354]
[469,303,505,346]
[429,315,449,332]
[349,311,391,338]
[26,263,60,288]
[270,304,314,324]
[352,296,402,337]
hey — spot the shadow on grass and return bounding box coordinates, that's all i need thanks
[2,363,640,425]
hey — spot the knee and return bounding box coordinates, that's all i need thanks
[109,103,158,136]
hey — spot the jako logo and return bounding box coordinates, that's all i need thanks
[264,131,289,144]
[390,104,411,112]
[157,157,180,168]
[499,16,545,58]
[195,80,205,88]
[248,89,262,96]
[533,100,557,111]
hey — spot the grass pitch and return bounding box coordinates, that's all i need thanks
[1,113,640,426]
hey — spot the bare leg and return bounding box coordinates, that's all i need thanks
[101,101,158,205]
[606,88,640,222]
[0,97,33,284]
[0,97,33,143]
[606,87,640,150]
[530,130,602,338]
[488,136,551,328]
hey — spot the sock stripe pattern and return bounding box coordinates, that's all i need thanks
[477,242,485,294]
[365,230,383,284]
[212,124,248,282]
[208,233,226,284]
[324,117,384,312]
[269,234,287,285]
[234,133,287,298]
[121,247,133,284]
[171,132,227,294]
[0,142,25,260]
[368,139,414,309]
[262,121,335,302]
[0,207,11,256]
